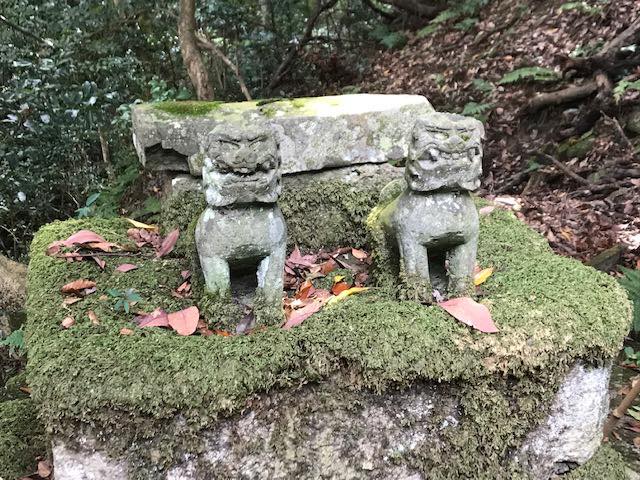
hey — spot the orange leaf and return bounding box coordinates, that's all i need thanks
[115,263,138,273]
[87,310,99,325]
[167,306,199,336]
[438,297,498,333]
[61,279,96,295]
[320,258,338,275]
[331,281,350,295]
[37,460,52,478]
[351,248,368,260]
[296,280,315,300]
[120,328,134,336]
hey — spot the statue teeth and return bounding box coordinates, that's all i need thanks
[429,148,439,159]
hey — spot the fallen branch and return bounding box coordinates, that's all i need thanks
[603,376,640,440]
[196,33,252,101]
[267,0,339,92]
[534,152,593,187]
[527,81,597,112]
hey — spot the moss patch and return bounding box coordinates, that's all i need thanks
[154,101,223,116]
[25,207,631,477]
[0,399,46,480]
[564,444,628,479]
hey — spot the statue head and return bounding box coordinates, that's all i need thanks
[407,113,484,192]
[202,123,281,207]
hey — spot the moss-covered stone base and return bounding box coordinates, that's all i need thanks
[0,399,46,480]
[26,182,631,478]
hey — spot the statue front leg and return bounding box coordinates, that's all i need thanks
[398,233,432,302]
[256,243,286,308]
[447,234,478,296]
[199,255,231,298]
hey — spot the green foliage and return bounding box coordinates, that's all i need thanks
[370,25,407,50]
[498,66,560,84]
[558,2,603,15]
[461,101,493,119]
[454,17,479,31]
[619,267,640,332]
[472,78,495,93]
[0,399,46,480]
[0,328,25,356]
[613,79,640,102]
[107,288,143,314]
[416,24,440,38]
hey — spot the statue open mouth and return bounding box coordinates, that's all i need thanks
[418,145,481,164]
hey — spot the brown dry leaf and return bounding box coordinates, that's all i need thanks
[115,263,138,273]
[634,437,640,448]
[135,308,169,328]
[61,279,96,295]
[296,280,316,300]
[331,281,350,295]
[37,460,52,478]
[351,248,368,260]
[92,256,106,269]
[320,258,338,275]
[87,310,99,325]
[120,328,134,336]
[282,299,326,330]
[62,296,83,306]
[61,316,75,329]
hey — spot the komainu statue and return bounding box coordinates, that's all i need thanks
[376,113,485,299]
[195,123,287,311]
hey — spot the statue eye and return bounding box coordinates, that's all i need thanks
[218,139,239,147]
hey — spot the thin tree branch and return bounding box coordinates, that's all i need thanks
[0,13,51,46]
[527,81,598,112]
[196,33,252,101]
[361,0,397,20]
[267,0,339,92]
[534,152,593,186]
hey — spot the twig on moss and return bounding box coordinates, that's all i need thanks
[603,376,640,440]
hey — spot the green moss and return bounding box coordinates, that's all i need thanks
[0,399,46,480]
[154,101,223,116]
[25,205,631,477]
[3,371,29,401]
[564,444,628,479]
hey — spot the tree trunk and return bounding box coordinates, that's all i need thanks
[178,0,214,100]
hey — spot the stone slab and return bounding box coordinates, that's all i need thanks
[131,94,433,176]
[51,362,609,479]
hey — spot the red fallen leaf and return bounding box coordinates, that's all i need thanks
[438,297,499,333]
[351,248,368,260]
[287,246,318,268]
[120,328,134,336]
[37,460,52,477]
[167,306,199,336]
[92,256,106,270]
[86,241,115,252]
[181,270,192,280]
[331,281,350,295]
[296,280,315,300]
[65,230,107,245]
[115,263,138,273]
[61,279,96,295]
[135,308,169,328]
[282,299,325,330]
[177,281,191,293]
[155,228,180,258]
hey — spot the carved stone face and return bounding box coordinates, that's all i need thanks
[407,113,484,192]
[203,123,281,207]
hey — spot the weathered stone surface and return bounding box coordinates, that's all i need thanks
[515,362,611,479]
[374,113,484,297]
[0,254,27,337]
[131,94,433,176]
[50,362,611,479]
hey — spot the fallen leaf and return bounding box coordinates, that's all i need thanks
[438,297,499,333]
[156,229,180,258]
[320,258,338,275]
[283,299,325,329]
[287,246,318,267]
[86,241,115,252]
[135,308,169,328]
[167,306,199,336]
[634,437,640,448]
[61,316,75,329]
[213,329,232,337]
[120,328,134,336]
[92,256,106,269]
[87,310,99,325]
[479,205,495,216]
[474,267,494,286]
[181,270,192,280]
[61,279,96,295]
[62,296,83,306]
[326,287,369,306]
[351,248,368,260]
[65,230,107,245]
[115,263,138,273]
[126,218,159,232]
[331,281,350,295]
[37,460,52,478]
[296,280,315,300]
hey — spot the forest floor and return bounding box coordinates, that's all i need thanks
[353,0,640,271]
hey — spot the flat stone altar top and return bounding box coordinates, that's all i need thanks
[131,94,433,175]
